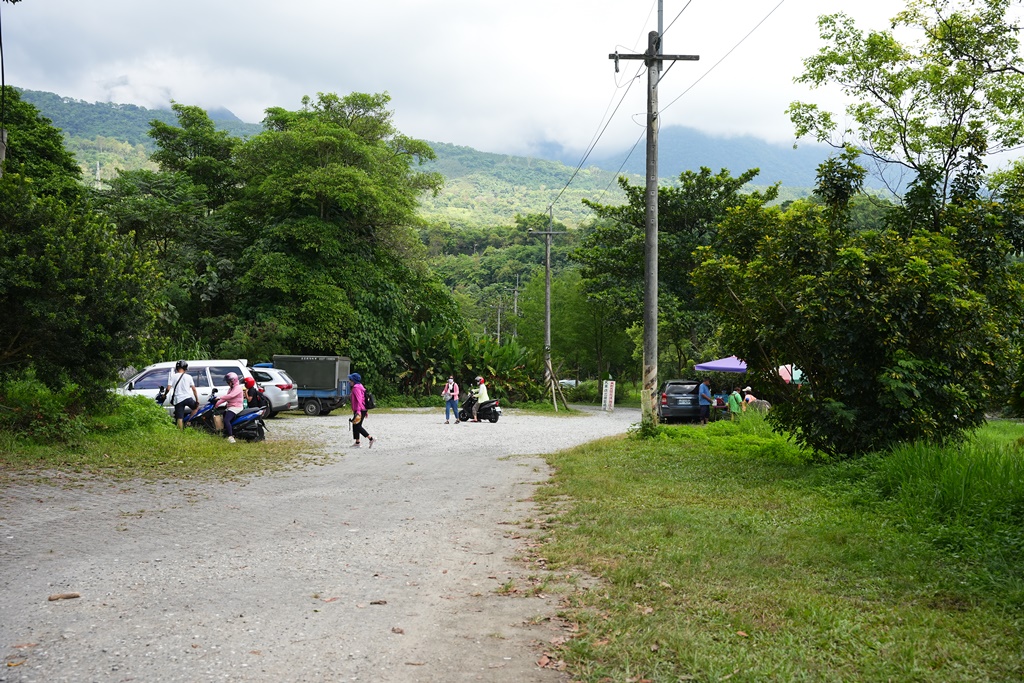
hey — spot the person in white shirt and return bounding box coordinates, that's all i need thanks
[167,360,199,429]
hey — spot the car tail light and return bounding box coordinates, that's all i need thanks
[661,393,668,405]
[276,383,293,390]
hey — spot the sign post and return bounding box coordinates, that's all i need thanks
[601,380,617,412]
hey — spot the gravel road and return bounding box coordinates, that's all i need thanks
[0,405,638,682]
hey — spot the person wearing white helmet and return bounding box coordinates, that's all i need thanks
[471,376,489,422]
[214,372,244,443]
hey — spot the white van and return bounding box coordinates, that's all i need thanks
[118,360,254,415]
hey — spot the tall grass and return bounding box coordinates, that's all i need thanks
[877,436,1024,524]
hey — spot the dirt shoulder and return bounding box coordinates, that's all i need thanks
[0,406,637,682]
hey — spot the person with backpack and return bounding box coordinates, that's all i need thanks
[348,373,375,448]
[167,360,199,430]
[244,377,271,414]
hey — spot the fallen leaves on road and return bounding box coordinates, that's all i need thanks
[537,654,567,671]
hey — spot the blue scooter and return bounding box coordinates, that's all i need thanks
[184,389,268,441]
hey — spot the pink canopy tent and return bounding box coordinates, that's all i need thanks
[694,355,747,373]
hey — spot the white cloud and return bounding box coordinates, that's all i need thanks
[3,0,908,156]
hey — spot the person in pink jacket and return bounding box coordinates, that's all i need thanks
[348,373,375,448]
[214,372,245,443]
[442,375,460,424]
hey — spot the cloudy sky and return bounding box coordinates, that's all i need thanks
[6,0,896,158]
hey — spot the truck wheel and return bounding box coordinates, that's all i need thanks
[303,400,322,417]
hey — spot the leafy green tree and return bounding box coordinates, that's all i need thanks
[517,269,631,381]
[0,175,158,397]
[694,152,1024,457]
[148,103,239,208]
[574,167,766,375]
[0,88,157,398]
[788,0,1024,201]
[0,86,81,200]
[227,92,455,385]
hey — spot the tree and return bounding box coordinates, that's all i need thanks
[0,87,82,200]
[574,167,766,373]
[227,93,456,384]
[0,174,158,397]
[693,151,1023,457]
[148,103,239,208]
[788,0,1024,200]
[517,269,632,381]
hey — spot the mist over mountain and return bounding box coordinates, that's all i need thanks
[537,126,833,188]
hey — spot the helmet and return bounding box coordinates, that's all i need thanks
[244,377,256,389]
[476,376,484,384]
[225,372,239,386]
[175,360,188,372]
[348,373,362,383]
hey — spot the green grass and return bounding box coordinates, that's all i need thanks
[0,397,325,484]
[534,413,1024,682]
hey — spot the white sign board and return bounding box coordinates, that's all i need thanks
[602,380,616,412]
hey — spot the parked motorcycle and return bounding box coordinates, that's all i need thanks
[183,389,268,441]
[183,391,220,434]
[458,392,502,423]
[228,405,268,442]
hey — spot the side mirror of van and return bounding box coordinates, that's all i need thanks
[127,381,135,391]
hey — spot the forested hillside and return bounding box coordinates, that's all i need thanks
[21,88,818,226]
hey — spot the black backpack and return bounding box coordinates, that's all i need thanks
[364,391,376,410]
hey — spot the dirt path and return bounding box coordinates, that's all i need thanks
[0,406,637,682]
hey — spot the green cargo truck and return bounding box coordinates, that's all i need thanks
[272,355,351,416]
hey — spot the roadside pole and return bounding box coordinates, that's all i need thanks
[609,32,698,428]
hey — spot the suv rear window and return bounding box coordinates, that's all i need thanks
[665,383,699,395]
[209,365,245,387]
[252,370,273,383]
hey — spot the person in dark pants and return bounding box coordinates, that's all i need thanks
[168,360,199,430]
[698,377,713,426]
[348,373,375,448]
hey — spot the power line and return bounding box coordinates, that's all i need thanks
[661,0,787,111]
[548,61,645,210]
[662,0,696,38]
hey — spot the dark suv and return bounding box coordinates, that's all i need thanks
[657,380,702,423]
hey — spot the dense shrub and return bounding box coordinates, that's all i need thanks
[88,395,175,434]
[0,367,87,442]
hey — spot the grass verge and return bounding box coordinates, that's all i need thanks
[534,414,1024,682]
[0,398,324,484]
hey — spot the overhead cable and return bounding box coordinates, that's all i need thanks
[661,0,787,111]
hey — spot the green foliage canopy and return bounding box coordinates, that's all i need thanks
[694,152,1024,457]
[788,0,1024,199]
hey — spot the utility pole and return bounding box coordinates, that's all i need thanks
[610,31,698,427]
[528,213,568,411]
